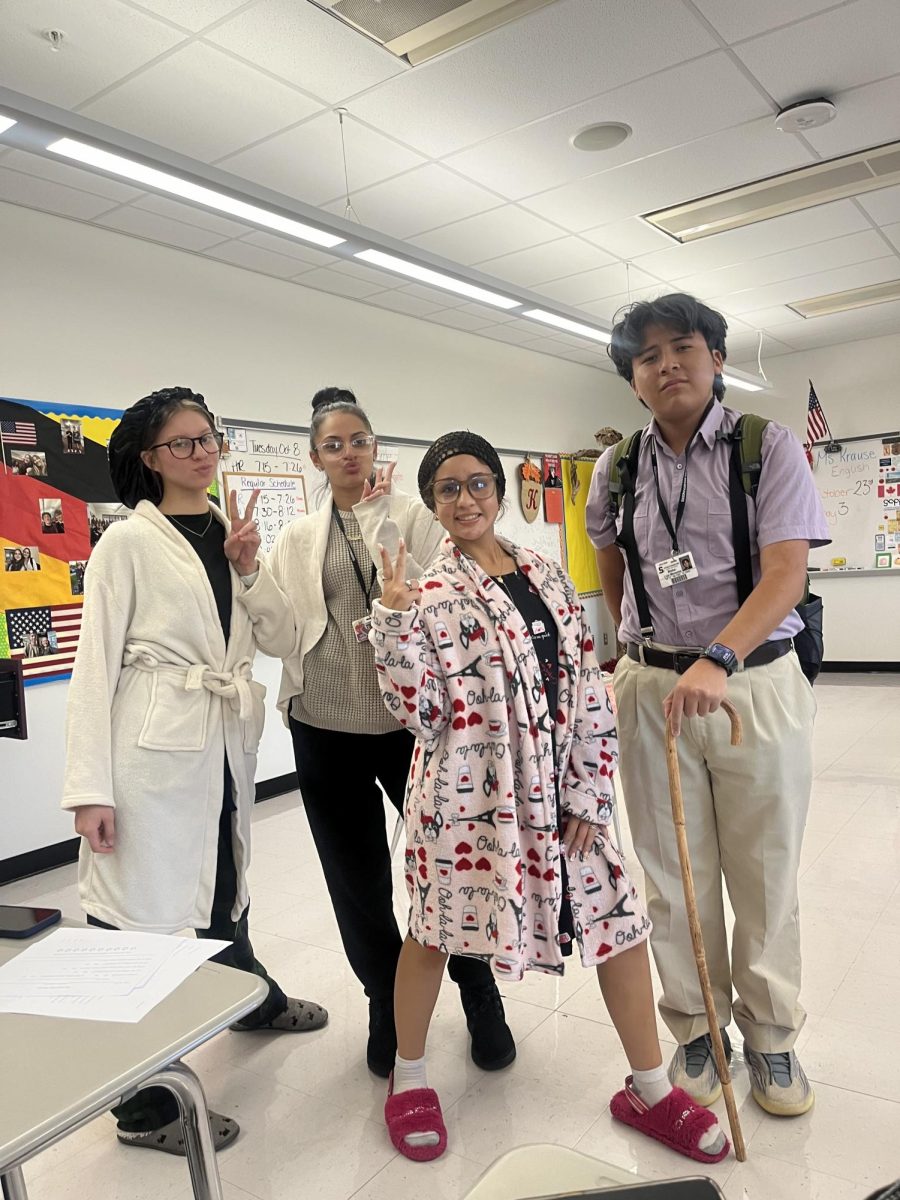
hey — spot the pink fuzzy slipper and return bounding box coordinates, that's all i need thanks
[384,1074,447,1163]
[610,1077,730,1164]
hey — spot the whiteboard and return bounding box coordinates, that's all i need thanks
[809,435,900,571]
[221,471,307,555]
[218,419,565,566]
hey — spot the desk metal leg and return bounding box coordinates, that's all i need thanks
[1,1166,29,1200]
[148,1062,224,1200]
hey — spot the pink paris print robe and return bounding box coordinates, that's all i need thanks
[370,537,650,981]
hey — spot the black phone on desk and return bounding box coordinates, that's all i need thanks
[540,1181,723,1199]
[0,905,62,939]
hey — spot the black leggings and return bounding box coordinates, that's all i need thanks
[89,787,286,1131]
[289,718,493,998]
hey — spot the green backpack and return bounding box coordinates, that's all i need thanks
[607,413,823,683]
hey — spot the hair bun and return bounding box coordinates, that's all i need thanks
[312,386,357,412]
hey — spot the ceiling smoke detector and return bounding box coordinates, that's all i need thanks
[42,29,66,51]
[571,122,632,152]
[774,98,836,134]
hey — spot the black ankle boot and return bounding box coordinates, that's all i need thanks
[459,983,516,1071]
[367,995,397,1078]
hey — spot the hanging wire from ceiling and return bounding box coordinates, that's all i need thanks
[756,329,769,382]
[335,107,361,224]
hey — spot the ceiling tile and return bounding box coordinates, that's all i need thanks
[320,164,503,240]
[476,325,544,347]
[690,0,842,43]
[733,0,900,105]
[582,217,674,259]
[297,268,388,299]
[132,193,252,237]
[671,230,893,297]
[520,117,815,231]
[881,222,900,253]
[240,231,338,268]
[802,76,900,161]
[398,283,468,308]
[537,263,659,306]
[330,261,407,290]
[0,149,142,202]
[455,302,517,324]
[347,0,718,159]
[204,238,308,278]
[0,0,185,108]
[127,0,254,32]
[0,165,119,220]
[737,306,808,328]
[474,237,617,287]
[425,309,498,332]
[81,41,322,162]
[761,299,900,350]
[204,0,406,104]
[364,292,446,318]
[579,286,669,323]
[94,204,228,250]
[445,53,772,200]
[410,206,564,265]
[858,184,900,227]
[634,200,871,280]
[217,111,425,207]
[707,256,900,313]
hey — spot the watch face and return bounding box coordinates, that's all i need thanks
[708,643,737,667]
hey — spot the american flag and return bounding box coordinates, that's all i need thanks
[6,603,83,681]
[806,381,830,446]
[0,419,38,446]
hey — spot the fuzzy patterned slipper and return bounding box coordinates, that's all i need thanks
[231,997,328,1032]
[384,1075,448,1163]
[610,1077,730,1164]
[117,1111,239,1155]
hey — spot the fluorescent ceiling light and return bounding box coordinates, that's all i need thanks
[355,249,520,308]
[47,138,345,249]
[788,278,900,318]
[644,140,900,242]
[0,114,18,135]
[721,373,763,393]
[522,309,612,343]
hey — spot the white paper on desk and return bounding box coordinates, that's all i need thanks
[0,929,184,996]
[0,931,229,1021]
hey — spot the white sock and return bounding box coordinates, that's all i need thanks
[393,1055,439,1148]
[632,1064,724,1154]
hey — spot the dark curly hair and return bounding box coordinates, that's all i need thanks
[108,387,214,509]
[607,293,728,402]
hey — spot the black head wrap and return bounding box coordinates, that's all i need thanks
[108,387,212,509]
[418,431,505,511]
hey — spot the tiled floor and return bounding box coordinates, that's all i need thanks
[3,674,899,1199]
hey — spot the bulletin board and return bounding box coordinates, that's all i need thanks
[809,434,900,570]
[0,395,125,685]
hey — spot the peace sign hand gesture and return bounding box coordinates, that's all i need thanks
[224,488,261,577]
[361,461,395,503]
[378,539,419,611]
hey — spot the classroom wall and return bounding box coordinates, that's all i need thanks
[0,201,633,863]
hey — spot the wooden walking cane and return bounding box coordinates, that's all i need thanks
[665,697,747,1162]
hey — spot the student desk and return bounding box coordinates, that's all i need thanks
[0,936,266,1200]
[464,1144,646,1199]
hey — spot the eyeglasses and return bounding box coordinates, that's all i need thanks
[432,473,497,505]
[148,431,224,459]
[315,434,376,459]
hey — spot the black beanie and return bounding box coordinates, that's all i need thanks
[108,387,211,509]
[418,431,505,511]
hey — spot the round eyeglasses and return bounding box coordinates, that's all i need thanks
[315,434,376,459]
[432,473,497,505]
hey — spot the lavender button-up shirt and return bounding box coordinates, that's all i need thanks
[585,403,830,649]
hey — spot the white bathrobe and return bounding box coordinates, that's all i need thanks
[62,500,294,933]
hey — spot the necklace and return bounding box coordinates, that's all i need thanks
[168,512,213,539]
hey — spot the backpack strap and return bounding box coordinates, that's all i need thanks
[726,415,755,607]
[735,412,767,501]
[612,431,655,640]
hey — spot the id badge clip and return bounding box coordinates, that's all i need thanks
[353,615,373,643]
[655,550,699,589]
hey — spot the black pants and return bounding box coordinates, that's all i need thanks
[289,718,493,998]
[89,784,287,1132]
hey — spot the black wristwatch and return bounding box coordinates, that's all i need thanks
[701,642,738,676]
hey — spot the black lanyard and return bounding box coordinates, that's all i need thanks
[331,508,377,607]
[649,439,689,554]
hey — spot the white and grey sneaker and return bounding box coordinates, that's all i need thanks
[744,1048,814,1116]
[667,1029,732,1108]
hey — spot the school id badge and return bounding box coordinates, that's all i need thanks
[352,615,373,643]
[655,550,699,588]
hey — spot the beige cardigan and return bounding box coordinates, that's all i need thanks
[238,489,444,722]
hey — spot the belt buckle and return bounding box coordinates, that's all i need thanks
[673,651,699,675]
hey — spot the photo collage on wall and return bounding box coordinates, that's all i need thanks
[876,437,900,567]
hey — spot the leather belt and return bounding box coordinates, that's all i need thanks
[626,638,792,674]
